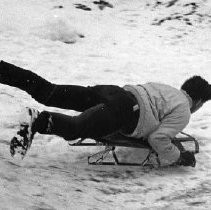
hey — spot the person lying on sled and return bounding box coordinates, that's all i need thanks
[0,61,210,167]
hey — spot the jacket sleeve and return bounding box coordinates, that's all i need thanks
[147,104,190,166]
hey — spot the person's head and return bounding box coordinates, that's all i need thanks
[181,76,211,113]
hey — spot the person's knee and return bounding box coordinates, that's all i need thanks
[31,83,55,106]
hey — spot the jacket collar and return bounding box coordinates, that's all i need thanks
[181,90,193,108]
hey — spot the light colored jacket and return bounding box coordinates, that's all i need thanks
[124,83,191,166]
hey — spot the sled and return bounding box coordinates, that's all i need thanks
[68,132,199,167]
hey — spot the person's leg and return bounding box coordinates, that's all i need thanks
[44,84,123,111]
[10,103,129,157]
[34,104,118,139]
[0,61,102,111]
[34,88,139,140]
[0,61,53,103]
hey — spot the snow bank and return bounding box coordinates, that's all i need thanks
[32,12,84,44]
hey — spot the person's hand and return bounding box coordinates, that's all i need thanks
[178,151,196,167]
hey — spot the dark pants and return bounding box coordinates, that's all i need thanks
[0,61,139,140]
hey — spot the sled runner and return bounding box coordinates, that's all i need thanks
[69,132,199,167]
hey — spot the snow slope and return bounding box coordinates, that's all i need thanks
[0,0,211,209]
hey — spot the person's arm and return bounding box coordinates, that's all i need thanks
[148,105,191,166]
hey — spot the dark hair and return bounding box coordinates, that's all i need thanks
[181,76,211,102]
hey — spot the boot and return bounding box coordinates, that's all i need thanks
[10,107,39,158]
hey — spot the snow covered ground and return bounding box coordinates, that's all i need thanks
[0,0,211,209]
